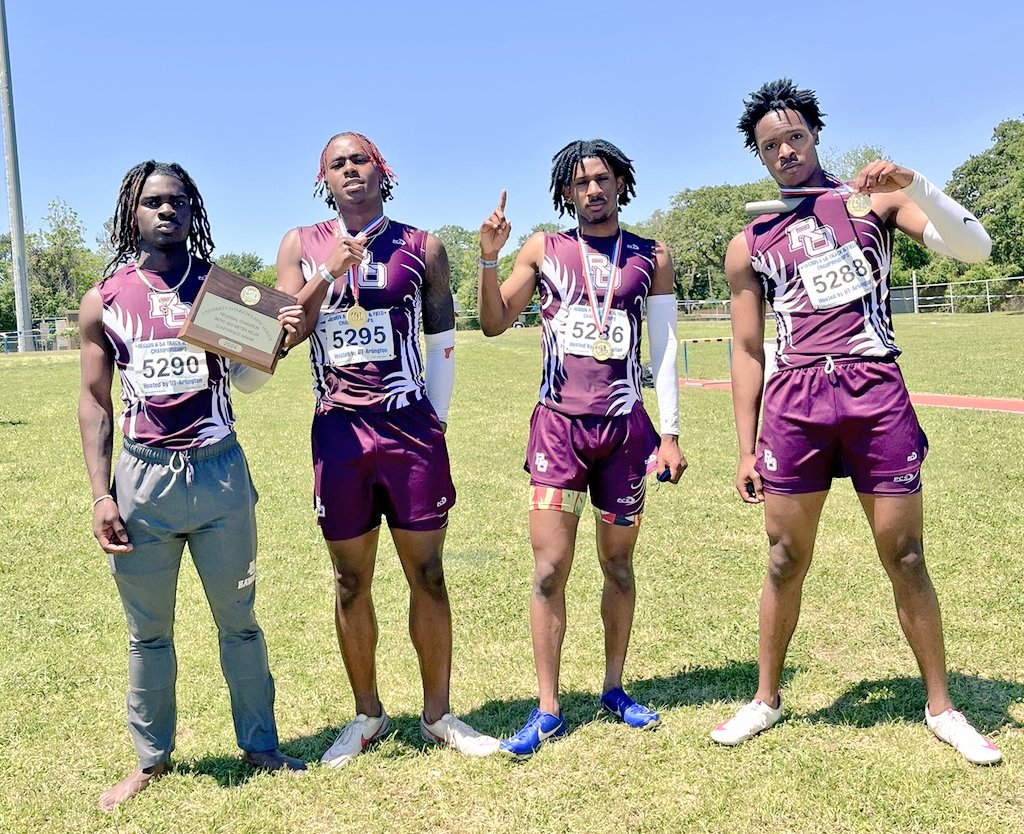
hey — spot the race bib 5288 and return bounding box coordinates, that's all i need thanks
[797,241,873,310]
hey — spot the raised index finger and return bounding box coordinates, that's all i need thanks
[497,189,507,214]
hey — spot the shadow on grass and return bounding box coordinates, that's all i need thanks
[180,664,796,779]
[627,662,797,710]
[804,672,1024,733]
[451,661,799,742]
[185,711,510,787]
[172,664,1024,785]
[183,736,319,788]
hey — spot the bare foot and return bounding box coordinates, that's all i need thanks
[243,748,307,772]
[98,762,170,812]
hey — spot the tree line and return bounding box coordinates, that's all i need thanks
[2,119,1022,333]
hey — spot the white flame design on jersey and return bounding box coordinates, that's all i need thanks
[846,218,897,357]
[382,287,425,410]
[538,253,576,405]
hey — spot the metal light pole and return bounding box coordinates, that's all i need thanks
[0,0,32,352]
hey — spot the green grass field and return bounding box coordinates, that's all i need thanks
[1,313,1022,833]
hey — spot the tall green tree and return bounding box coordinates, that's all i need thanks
[24,200,105,319]
[820,144,885,180]
[96,217,116,272]
[947,118,1024,271]
[29,200,103,301]
[0,235,15,328]
[432,224,478,294]
[452,222,559,329]
[214,251,264,278]
[251,264,278,288]
[635,180,775,299]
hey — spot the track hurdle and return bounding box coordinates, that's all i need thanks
[681,337,732,380]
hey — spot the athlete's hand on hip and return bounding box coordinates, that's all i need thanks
[852,160,913,194]
[656,435,687,484]
[736,455,764,504]
[479,190,511,259]
[278,304,306,347]
[324,232,369,279]
[93,498,133,554]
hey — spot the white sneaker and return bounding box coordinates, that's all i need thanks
[320,709,392,768]
[925,705,1002,765]
[711,695,783,746]
[420,713,500,757]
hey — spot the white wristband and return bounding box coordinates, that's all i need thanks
[318,264,337,284]
[903,171,991,263]
[424,328,456,423]
[92,494,114,508]
[646,294,679,436]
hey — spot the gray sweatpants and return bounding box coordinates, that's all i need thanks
[110,434,278,768]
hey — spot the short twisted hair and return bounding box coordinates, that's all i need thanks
[549,139,636,218]
[738,78,826,153]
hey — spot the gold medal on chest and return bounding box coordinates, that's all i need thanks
[346,304,368,327]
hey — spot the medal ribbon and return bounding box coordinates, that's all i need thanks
[337,213,387,306]
[779,171,865,235]
[779,172,851,200]
[577,231,622,341]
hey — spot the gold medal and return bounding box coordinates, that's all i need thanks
[592,338,613,361]
[346,304,368,327]
[846,192,872,217]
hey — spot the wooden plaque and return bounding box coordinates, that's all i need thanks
[178,265,296,373]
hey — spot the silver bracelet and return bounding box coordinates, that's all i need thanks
[479,257,498,269]
[92,494,114,508]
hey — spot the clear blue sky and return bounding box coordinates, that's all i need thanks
[2,0,1021,265]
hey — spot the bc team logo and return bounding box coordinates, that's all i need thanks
[786,217,837,257]
[583,252,622,291]
[148,291,190,327]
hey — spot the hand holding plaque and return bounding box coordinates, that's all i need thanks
[178,265,297,373]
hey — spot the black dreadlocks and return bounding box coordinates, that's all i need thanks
[105,161,214,275]
[738,78,826,154]
[549,139,636,218]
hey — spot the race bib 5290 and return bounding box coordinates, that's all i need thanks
[132,339,209,397]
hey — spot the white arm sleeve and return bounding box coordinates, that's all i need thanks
[229,361,272,394]
[903,171,991,263]
[424,328,456,423]
[646,294,679,436]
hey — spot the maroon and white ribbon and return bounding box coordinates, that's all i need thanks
[337,213,388,304]
[576,231,622,340]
